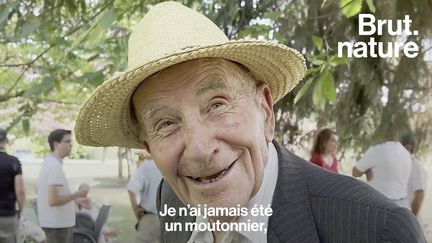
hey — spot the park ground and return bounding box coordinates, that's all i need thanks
[21,159,432,242]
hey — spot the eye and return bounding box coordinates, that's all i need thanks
[161,121,173,128]
[155,120,175,131]
[211,102,223,110]
[209,98,227,111]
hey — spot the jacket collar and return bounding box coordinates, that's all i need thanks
[267,142,319,242]
[161,179,195,243]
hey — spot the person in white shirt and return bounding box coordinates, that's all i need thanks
[127,153,162,243]
[400,133,428,216]
[352,140,412,208]
[36,129,88,243]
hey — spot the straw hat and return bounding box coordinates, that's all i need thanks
[75,1,306,149]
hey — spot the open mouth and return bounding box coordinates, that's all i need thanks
[187,159,237,184]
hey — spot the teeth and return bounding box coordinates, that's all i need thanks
[192,166,229,183]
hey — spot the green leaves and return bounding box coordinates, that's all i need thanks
[23,77,55,98]
[263,11,281,20]
[328,55,347,66]
[339,0,375,16]
[294,78,313,104]
[340,0,363,17]
[308,68,337,110]
[0,2,142,138]
[78,71,105,87]
[15,20,41,40]
[312,75,325,110]
[312,35,323,51]
[321,69,337,103]
[16,103,36,136]
[238,24,272,40]
[295,34,347,109]
[22,118,30,135]
[99,9,118,30]
[0,2,17,23]
[71,8,118,50]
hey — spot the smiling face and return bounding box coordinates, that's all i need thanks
[132,58,275,211]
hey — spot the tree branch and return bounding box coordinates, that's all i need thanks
[0,90,25,102]
[37,98,80,105]
[0,46,54,67]
[422,46,432,54]
[1,3,112,97]
[4,69,29,97]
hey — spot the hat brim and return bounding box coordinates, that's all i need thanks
[75,40,306,148]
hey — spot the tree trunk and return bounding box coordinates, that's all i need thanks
[117,147,123,180]
[126,148,132,180]
[101,147,107,163]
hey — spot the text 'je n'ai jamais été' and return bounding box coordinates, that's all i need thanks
[338,14,419,58]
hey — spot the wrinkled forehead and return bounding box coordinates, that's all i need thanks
[132,58,255,108]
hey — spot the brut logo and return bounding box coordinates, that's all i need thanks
[338,14,419,58]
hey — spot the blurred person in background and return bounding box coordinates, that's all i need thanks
[353,139,412,209]
[0,128,25,243]
[400,133,428,217]
[310,128,339,173]
[127,152,162,243]
[37,129,89,243]
[75,184,118,243]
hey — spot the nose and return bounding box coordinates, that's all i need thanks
[181,120,218,165]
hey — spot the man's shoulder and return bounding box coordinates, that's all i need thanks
[40,155,63,175]
[140,160,162,179]
[140,159,157,170]
[376,141,410,157]
[0,152,20,164]
[42,154,61,166]
[0,152,21,175]
[276,144,395,209]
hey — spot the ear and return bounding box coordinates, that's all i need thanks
[53,141,59,151]
[259,85,275,142]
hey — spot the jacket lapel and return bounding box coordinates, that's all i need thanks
[160,180,195,242]
[267,142,320,242]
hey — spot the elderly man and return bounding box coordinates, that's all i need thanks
[75,2,426,242]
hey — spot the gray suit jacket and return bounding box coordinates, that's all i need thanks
[157,142,426,242]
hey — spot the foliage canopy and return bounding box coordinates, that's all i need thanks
[1,0,431,158]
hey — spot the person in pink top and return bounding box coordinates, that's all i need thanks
[310,128,339,173]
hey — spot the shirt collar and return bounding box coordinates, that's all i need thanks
[237,142,278,242]
[187,142,279,243]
